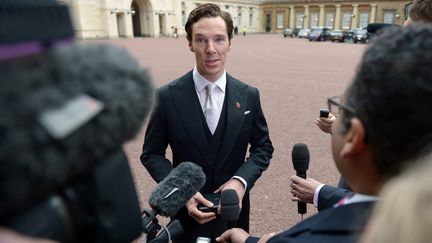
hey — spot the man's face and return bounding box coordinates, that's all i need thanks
[189,16,231,82]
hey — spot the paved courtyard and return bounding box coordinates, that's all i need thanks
[85,33,367,239]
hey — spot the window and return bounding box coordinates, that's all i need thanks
[249,13,253,26]
[225,5,229,10]
[383,11,395,23]
[326,13,334,29]
[359,13,369,28]
[296,14,303,28]
[238,13,242,26]
[342,13,351,29]
[277,13,284,28]
[310,13,318,28]
[182,10,186,25]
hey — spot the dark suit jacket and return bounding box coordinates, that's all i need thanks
[141,70,273,242]
[247,201,375,243]
[318,184,353,211]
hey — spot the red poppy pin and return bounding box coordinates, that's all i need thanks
[236,102,241,109]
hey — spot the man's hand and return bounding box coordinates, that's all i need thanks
[185,192,217,224]
[290,176,322,204]
[314,113,336,134]
[216,228,249,243]
[214,178,245,210]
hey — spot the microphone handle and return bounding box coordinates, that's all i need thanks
[296,171,307,214]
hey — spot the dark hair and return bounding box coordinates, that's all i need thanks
[410,0,432,22]
[342,24,432,180]
[185,3,233,42]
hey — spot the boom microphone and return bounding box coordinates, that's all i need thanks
[292,143,310,215]
[0,42,154,216]
[148,162,206,217]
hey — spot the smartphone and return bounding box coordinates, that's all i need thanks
[320,108,330,118]
[198,193,220,213]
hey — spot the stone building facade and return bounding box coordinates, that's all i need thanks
[61,0,263,39]
[260,0,409,33]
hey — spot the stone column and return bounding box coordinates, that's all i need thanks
[304,5,309,28]
[334,4,341,30]
[351,4,359,29]
[319,5,325,27]
[289,5,295,28]
[370,3,377,23]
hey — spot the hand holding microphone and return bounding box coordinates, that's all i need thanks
[291,143,310,218]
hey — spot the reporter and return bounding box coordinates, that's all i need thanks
[218,23,432,243]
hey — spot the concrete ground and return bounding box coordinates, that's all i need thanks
[85,33,367,240]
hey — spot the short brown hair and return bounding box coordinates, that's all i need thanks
[410,0,432,22]
[185,3,233,42]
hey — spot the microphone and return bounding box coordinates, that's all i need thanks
[220,189,240,221]
[148,162,206,217]
[0,43,154,216]
[1,1,154,242]
[144,162,205,242]
[292,143,310,216]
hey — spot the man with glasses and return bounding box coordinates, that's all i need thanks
[216,24,432,243]
[291,0,432,212]
[404,0,432,26]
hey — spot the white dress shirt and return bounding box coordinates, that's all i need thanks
[192,67,248,190]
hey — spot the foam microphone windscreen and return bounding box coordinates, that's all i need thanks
[292,143,310,173]
[148,162,206,217]
[0,43,154,214]
[220,189,240,221]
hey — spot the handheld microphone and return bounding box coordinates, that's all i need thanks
[220,189,240,221]
[144,162,205,242]
[292,143,310,216]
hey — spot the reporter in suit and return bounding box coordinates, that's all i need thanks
[217,24,432,243]
[140,3,273,242]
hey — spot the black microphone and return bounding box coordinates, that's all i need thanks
[220,189,240,221]
[292,143,310,216]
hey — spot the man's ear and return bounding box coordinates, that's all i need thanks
[189,42,194,52]
[340,118,367,157]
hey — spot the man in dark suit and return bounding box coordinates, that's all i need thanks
[216,24,432,243]
[140,3,273,242]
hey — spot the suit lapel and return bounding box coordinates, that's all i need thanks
[215,75,247,170]
[170,71,209,161]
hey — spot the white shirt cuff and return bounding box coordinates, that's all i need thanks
[313,184,326,207]
[232,176,248,190]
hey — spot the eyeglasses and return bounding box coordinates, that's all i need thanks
[327,96,355,115]
[405,2,413,20]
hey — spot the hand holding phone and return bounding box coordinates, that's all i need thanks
[197,193,220,213]
[320,108,330,118]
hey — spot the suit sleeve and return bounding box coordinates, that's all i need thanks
[140,90,173,182]
[318,184,353,211]
[235,88,274,189]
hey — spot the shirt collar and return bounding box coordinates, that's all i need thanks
[193,67,226,94]
[344,193,379,205]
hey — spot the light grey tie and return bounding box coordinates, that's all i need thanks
[205,83,218,134]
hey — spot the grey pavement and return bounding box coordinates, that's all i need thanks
[84,34,367,239]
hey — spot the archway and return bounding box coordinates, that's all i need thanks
[131,1,141,37]
[131,0,153,37]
